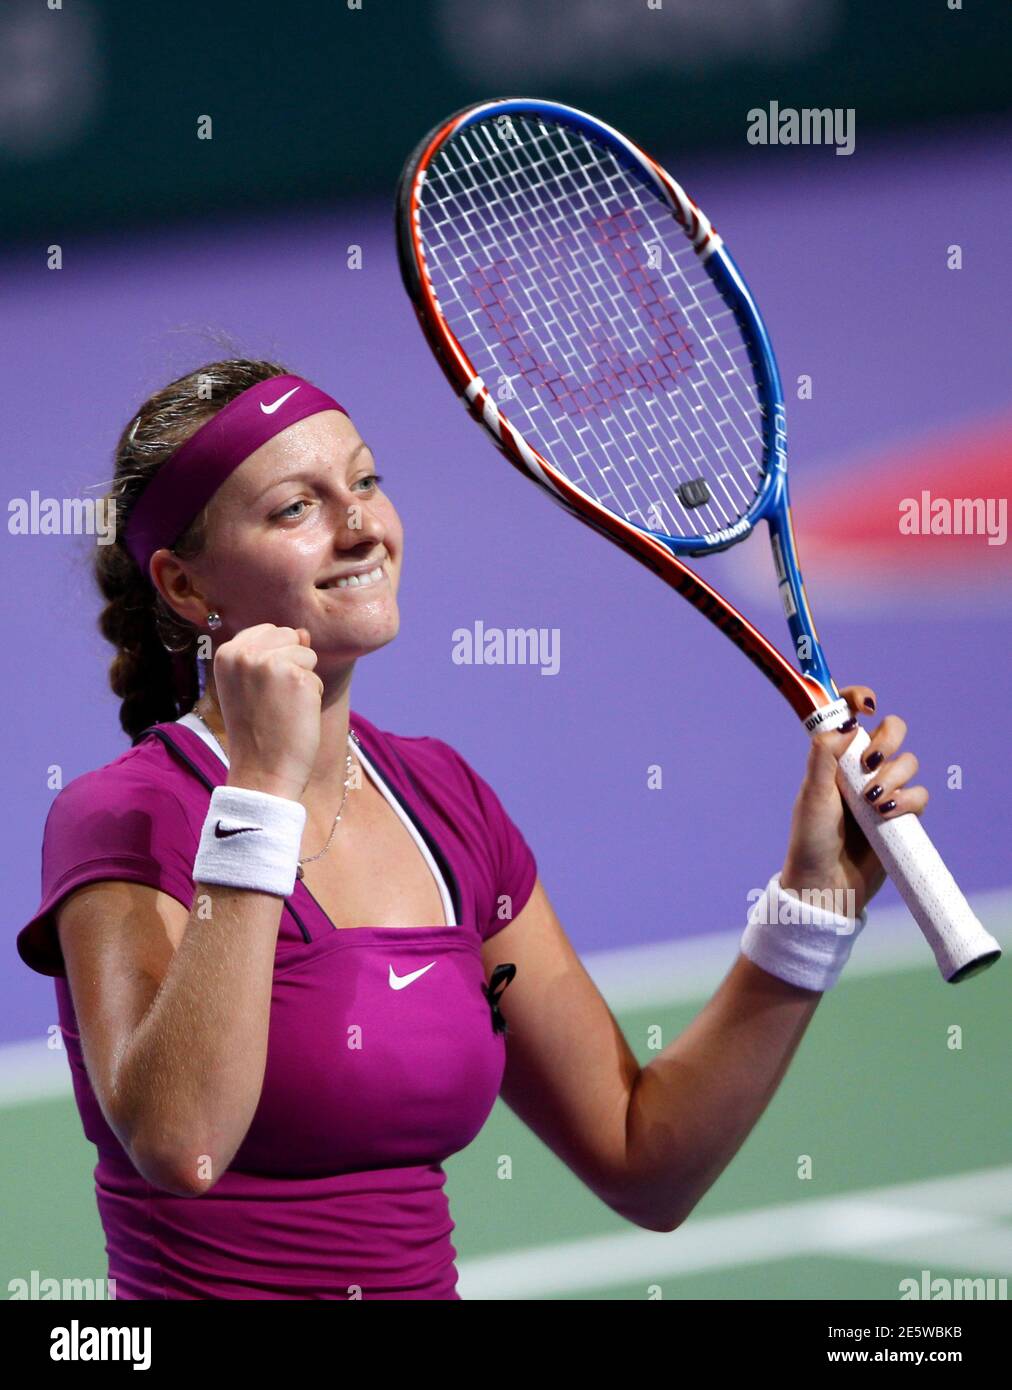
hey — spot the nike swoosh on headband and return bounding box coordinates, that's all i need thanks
[214,822,261,838]
[388,962,437,990]
[259,385,302,415]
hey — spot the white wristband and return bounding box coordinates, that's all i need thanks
[194,785,307,898]
[740,872,868,992]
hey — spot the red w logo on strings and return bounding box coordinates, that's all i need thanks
[469,209,697,419]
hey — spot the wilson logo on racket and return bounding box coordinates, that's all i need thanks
[468,210,698,418]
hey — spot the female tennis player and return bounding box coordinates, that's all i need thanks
[18,358,928,1300]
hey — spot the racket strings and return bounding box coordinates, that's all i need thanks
[430,119,756,492]
[447,118,761,458]
[417,114,766,539]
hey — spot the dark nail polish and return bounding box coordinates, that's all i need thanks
[865,784,884,802]
[838,716,858,733]
[865,749,884,771]
[863,697,876,711]
[877,800,897,814]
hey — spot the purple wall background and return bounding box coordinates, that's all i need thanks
[5,120,1010,1040]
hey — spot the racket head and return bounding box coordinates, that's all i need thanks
[396,96,787,559]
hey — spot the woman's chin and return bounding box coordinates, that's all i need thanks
[314,613,400,662]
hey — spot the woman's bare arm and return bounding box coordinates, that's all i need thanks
[622,952,821,1229]
[58,872,284,1197]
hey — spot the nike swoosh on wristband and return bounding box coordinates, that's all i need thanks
[259,385,302,415]
[214,822,261,838]
[388,962,437,990]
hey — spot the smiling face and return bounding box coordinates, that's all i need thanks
[159,409,403,669]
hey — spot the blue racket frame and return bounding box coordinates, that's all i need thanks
[691,247,838,705]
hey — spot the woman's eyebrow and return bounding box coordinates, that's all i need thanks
[252,441,372,501]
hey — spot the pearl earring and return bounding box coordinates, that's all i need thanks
[207,612,222,630]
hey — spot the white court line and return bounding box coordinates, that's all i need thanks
[456,1166,1012,1299]
[852,1225,1012,1277]
[2,889,1009,1106]
[0,1038,74,1105]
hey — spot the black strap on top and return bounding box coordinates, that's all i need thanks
[483,963,516,1036]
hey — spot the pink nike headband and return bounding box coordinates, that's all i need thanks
[124,375,348,578]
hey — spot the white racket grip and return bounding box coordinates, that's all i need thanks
[825,724,1000,982]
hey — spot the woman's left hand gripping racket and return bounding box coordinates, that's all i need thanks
[394,97,1001,984]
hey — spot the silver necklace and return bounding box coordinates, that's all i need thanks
[192,706,357,879]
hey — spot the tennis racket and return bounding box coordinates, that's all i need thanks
[394,97,1000,984]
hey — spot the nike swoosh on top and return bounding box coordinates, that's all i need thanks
[388,961,437,990]
[259,385,302,415]
[214,822,261,838]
